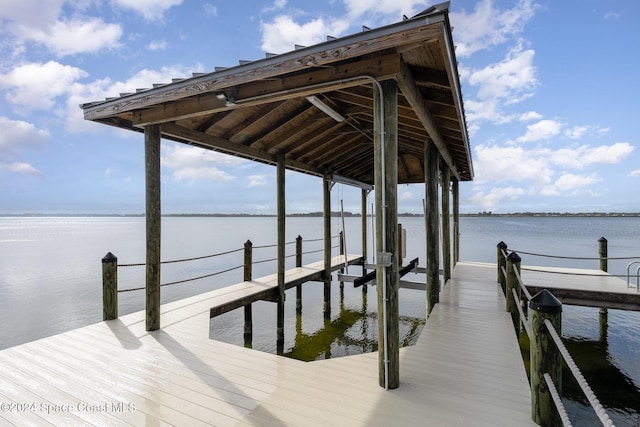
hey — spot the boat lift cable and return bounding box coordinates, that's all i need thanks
[340,195,349,274]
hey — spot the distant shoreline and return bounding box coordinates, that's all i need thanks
[2,212,640,218]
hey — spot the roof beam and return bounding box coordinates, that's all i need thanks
[130,54,403,127]
[160,123,322,176]
[396,58,460,180]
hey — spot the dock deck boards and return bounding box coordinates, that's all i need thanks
[0,261,535,426]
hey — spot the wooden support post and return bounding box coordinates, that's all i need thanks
[276,155,286,354]
[598,237,608,320]
[102,252,118,320]
[425,141,440,316]
[323,177,331,317]
[530,289,563,427]
[497,241,508,293]
[243,240,253,347]
[506,252,522,334]
[598,236,608,272]
[441,164,451,283]
[145,124,161,332]
[296,235,302,313]
[361,189,368,279]
[374,79,399,389]
[452,178,460,265]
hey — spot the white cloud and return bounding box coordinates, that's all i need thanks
[111,0,183,21]
[203,3,218,17]
[450,0,537,57]
[552,142,634,169]
[248,175,268,187]
[343,0,431,21]
[161,144,247,182]
[148,40,168,51]
[399,190,413,202]
[0,0,65,30]
[468,43,537,104]
[516,119,563,143]
[470,186,525,211]
[26,18,122,56]
[629,170,640,177]
[0,117,50,177]
[540,173,600,196]
[1,61,88,111]
[261,15,350,53]
[519,111,542,121]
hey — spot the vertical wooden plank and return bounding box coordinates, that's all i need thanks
[452,177,459,265]
[102,252,118,320]
[441,164,451,283]
[145,124,161,332]
[277,155,285,353]
[323,177,331,316]
[374,79,399,389]
[425,141,440,316]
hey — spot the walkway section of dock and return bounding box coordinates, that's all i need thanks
[0,261,534,426]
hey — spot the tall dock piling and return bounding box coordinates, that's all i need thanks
[102,252,118,321]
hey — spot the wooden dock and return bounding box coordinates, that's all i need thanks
[520,264,640,311]
[0,261,535,426]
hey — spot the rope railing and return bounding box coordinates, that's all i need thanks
[498,241,617,426]
[508,249,640,261]
[545,319,615,427]
[119,264,244,293]
[118,246,244,268]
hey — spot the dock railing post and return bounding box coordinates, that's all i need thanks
[530,289,563,427]
[296,235,302,313]
[243,240,253,347]
[598,237,609,322]
[497,241,507,294]
[506,252,522,334]
[102,252,118,321]
[598,236,608,272]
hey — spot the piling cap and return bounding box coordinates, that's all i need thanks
[529,289,562,314]
[102,252,117,263]
[506,251,521,263]
[598,236,607,243]
[497,241,507,249]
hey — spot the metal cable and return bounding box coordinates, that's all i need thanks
[302,248,324,255]
[512,288,530,338]
[253,257,278,265]
[509,249,640,261]
[521,267,629,278]
[117,264,243,292]
[544,319,616,427]
[118,247,243,267]
[544,373,573,427]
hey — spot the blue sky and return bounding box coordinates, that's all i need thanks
[0,0,638,215]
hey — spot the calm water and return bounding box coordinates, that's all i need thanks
[0,216,639,425]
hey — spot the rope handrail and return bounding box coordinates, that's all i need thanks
[513,267,533,301]
[508,248,640,261]
[544,319,615,427]
[118,246,244,268]
[303,248,324,255]
[512,288,530,338]
[544,373,573,427]
[118,264,244,292]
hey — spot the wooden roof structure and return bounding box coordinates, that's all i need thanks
[80,2,473,185]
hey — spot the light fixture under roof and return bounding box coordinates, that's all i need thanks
[306,95,345,122]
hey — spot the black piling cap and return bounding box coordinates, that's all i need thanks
[102,252,117,263]
[497,241,507,249]
[529,289,562,314]
[598,236,607,243]
[507,251,521,263]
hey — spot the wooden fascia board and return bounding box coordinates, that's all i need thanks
[396,58,460,181]
[160,123,322,176]
[82,19,444,122]
[130,54,403,127]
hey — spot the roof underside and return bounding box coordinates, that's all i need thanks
[81,3,473,185]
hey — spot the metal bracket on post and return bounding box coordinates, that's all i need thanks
[376,252,393,267]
